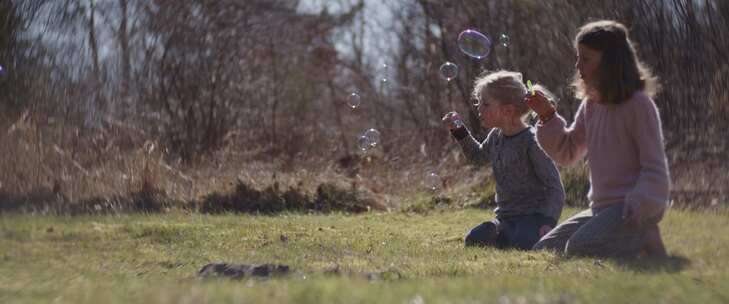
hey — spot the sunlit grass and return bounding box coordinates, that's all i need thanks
[1,207,728,303]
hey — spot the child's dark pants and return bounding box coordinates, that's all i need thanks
[465,214,550,250]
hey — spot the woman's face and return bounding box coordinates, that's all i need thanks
[576,44,603,88]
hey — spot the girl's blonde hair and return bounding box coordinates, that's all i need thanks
[473,70,555,121]
[571,20,660,104]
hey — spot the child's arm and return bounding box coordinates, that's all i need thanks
[453,128,495,167]
[443,112,493,166]
[623,96,670,224]
[527,140,565,224]
[533,100,589,166]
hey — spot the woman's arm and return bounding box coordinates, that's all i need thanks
[623,95,671,224]
[535,101,589,166]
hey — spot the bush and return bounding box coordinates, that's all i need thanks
[560,163,591,208]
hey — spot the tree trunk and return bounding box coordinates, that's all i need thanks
[87,0,102,125]
[118,0,131,96]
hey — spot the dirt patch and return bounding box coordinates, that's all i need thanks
[197,179,386,214]
[198,263,291,279]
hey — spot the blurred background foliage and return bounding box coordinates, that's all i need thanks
[0,0,726,213]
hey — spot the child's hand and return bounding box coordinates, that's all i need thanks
[524,91,555,119]
[538,225,552,237]
[442,111,464,130]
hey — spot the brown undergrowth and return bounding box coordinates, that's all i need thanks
[0,116,724,215]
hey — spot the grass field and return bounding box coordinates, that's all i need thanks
[1,207,728,303]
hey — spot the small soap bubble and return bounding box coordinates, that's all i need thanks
[425,171,442,191]
[364,128,381,147]
[347,92,361,109]
[439,62,459,82]
[457,29,492,59]
[498,33,510,48]
[380,63,390,85]
[357,135,371,151]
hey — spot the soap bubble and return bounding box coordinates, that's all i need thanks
[380,63,390,85]
[357,135,371,151]
[425,171,442,191]
[498,33,510,48]
[347,92,361,109]
[439,62,459,82]
[457,29,491,59]
[364,128,381,147]
[0,65,5,76]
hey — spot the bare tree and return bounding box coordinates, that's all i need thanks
[118,0,131,96]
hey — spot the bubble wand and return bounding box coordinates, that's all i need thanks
[527,80,535,96]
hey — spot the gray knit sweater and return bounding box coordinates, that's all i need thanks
[457,127,565,222]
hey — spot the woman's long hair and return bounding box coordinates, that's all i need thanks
[570,20,660,104]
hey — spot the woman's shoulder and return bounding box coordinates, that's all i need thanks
[623,90,656,110]
[621,91,661,124]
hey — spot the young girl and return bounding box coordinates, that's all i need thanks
[443,71,565,250]
[526,20,670,258]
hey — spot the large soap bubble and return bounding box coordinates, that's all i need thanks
[457,29,492,59]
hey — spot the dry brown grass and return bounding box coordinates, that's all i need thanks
[0,113,485,214]
[0,112,724,215]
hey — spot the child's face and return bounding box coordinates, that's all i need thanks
[476,94,506,129]
[575,44,603,88]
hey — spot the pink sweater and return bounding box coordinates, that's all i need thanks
[536,91,670,212]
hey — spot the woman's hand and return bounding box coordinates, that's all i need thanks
[622,201,642,228]
[623,200,665,228]
[442,111,464,130]
[524,91,555,120]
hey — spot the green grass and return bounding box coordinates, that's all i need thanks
[1,208,728,303]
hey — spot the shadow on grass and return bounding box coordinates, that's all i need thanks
[0,178,386,215]
[545,252,691,274]
[612,255,691,273]
[0,185,169,215]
